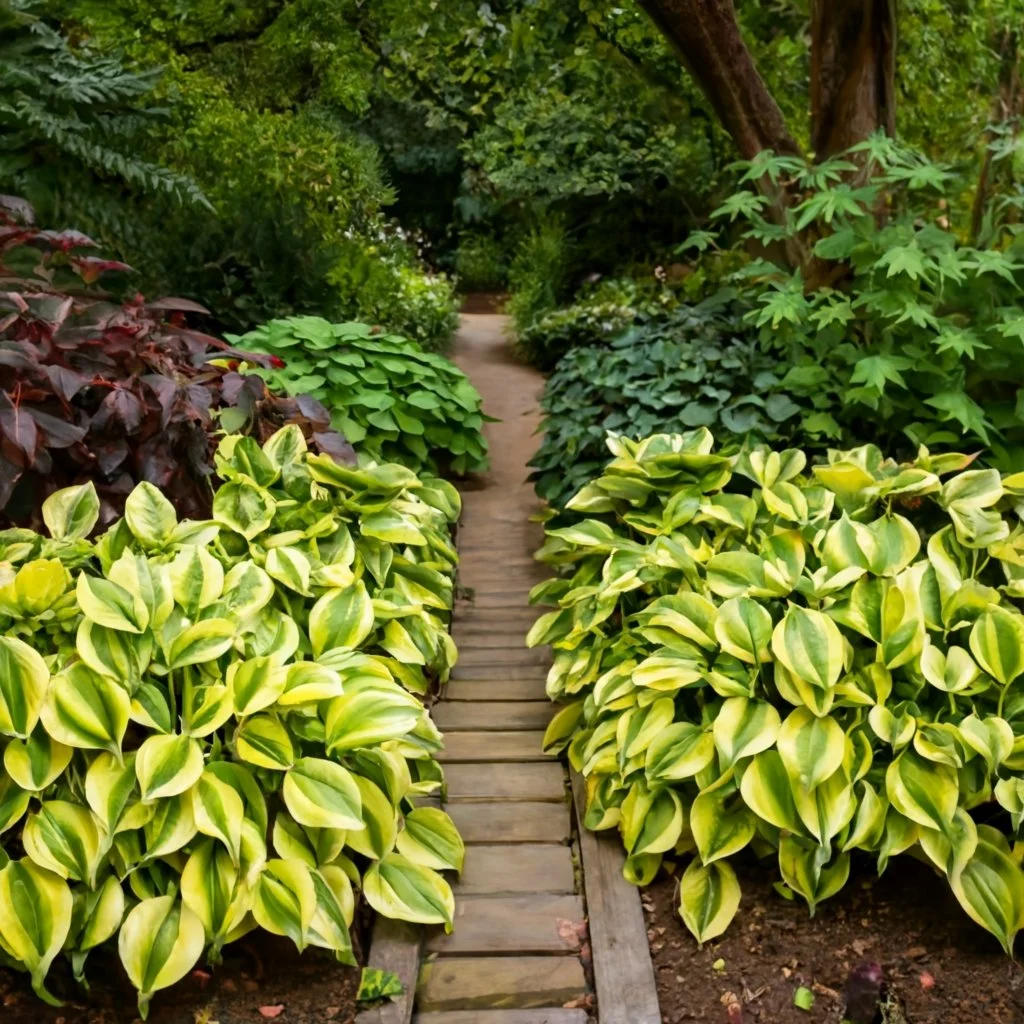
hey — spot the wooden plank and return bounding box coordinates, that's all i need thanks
[438,731,550,763]
[354,917,422,1024]
[414,1009,587,1023]
[451,665,549,682]
[452,631,534,647]
[571,773,660,1024]
[454,844,576,895]
[444,761,565,802]
[446,801,570,844]
[426,894,583,955]
[433,701,553,732]
[443,679,548,702]
[455,651,550,669]
[416,956,587,1012]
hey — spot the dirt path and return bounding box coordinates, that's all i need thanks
[413,314,592,1023]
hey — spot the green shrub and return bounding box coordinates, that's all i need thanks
[696,137,1024,467]
[455,233,507,292]
[327,234,460,353]
[529,298,824,508]
[505,217,572,334]
[233,318,489,476]
[531,429,1024,954]
[0,429,464,1015]
[514,300,637,372]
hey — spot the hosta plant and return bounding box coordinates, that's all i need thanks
[531,430,1024,954]
[0,427,464,1016]
[230,316,490,476]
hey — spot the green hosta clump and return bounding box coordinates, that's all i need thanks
[530,429,1024,954]
[0,427,464,1016]
[231,316,490,476]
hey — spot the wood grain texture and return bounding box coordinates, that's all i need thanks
[425,895,584,955]
[432,701,553,732]
[454,844,576,895]
[446,801,571,844]
[443,761,565,802]
[438,731,551,763]
[416,956,587,1012]
[414,1010,588,1024]
[355,917,422,1024]
[570,772,660,1024]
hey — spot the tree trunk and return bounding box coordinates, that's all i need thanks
[810,0,897,158]
[636,0,801,162]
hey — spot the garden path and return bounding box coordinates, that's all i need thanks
[413,313,590,1024]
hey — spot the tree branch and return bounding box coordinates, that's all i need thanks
[635,0,801,162]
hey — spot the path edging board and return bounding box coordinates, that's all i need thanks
[355,917,423,1024]
[570,772,661,1024]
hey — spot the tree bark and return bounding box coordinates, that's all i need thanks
[810,0,896,158]
[636,0,801,162]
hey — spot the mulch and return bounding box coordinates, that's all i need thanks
[643,855,1024,1024]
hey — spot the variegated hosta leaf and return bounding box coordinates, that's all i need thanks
[885,748,959,833]
[282,758,363,831]
[949,837,1024,956]
[119,896,205,1018]
[363,852,455,929]
[42,481,100,542]
[969,606,1024,685]
[235,713,295,770]
[345,775,399,860]
[22,800,105,886]
[324,689,421,753]
[739,750,803,834]
[678,858,740,945]
[0,859,73,1005]
[212,479,277,540]
[771,605,844,690]
[180,839,251,953]
[776,707,845,790]
[125,482,178,550]
[309,583,375,656]
[395,807,465,872]
[193,769,245,864]
[619,782,684,857]
[253,858,317,951]
[778,834,849,916]
[136,734,204,802]
[644,722,715,783]
[41,662,130,755]
[71,873,125,963]
[712,697,780,770]
[3,726,72,792]
[690,774,756,865]
[0,635,50,738]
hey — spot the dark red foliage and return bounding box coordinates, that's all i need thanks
[0,198,354,528]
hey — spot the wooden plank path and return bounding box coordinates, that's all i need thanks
[413,313,591,1023]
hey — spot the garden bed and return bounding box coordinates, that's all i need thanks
[0,925,368,1024]
[643,857,1023,1024]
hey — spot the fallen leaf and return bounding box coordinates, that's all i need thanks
[258,1007,285,1019]
[794,986,815,1012]
[556,917,586,950]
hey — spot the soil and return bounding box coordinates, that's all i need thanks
[644,856,1024,1024]
[0,921,367,1024]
